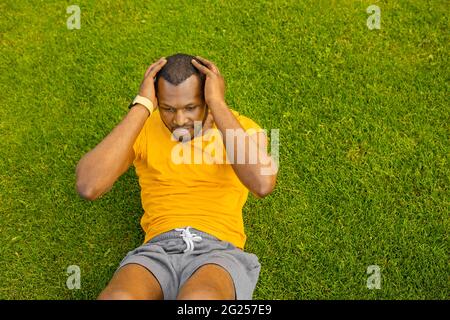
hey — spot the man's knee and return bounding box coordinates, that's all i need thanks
[97,289,138,300]
[177,290,223,300]
[177,264,236,300]
[177,285,232,300]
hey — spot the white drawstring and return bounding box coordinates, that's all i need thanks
[175,227,202,253]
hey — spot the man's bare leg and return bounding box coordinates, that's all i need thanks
[176,264,236,300]
[97,263,163,300]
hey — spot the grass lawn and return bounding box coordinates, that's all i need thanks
[0,0,448,299]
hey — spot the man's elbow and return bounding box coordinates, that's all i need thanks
[76,181,98,201]
[75,160,101,201]
[255,186,274,198]
[254,177,276,198]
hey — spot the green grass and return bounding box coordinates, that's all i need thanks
[1,0,448,299]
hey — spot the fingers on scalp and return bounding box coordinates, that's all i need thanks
[196,56,220,74]
[195,55,208,63]
[197,57,211,68]
[194,56,209,66]
[149,59,166,77]
[145,67,153,77]
[191,58,202,66]
[197,56,216,69]
[191,59,207,72]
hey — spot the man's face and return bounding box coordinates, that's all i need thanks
[157,75,207,141]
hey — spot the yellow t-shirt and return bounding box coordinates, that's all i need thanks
[132,109,262,249]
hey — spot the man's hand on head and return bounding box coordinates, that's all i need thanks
[139,57,167,108]
[191,56,226,108]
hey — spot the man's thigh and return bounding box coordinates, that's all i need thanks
[97,263,163,300]
[176,264,236,300]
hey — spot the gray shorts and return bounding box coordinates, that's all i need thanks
[117,226,261,300]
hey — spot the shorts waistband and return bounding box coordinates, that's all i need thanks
[148,227,219,243]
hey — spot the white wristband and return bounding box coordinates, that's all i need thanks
[131,95,154,115]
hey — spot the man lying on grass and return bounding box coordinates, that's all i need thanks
[75,53,278,300]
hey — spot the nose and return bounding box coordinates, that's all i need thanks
[174,109,189,127]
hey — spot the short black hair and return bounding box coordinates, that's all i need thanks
[155,53,205,96]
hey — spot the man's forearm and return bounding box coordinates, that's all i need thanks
[76,105,150,200]
[208,101,277,197]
